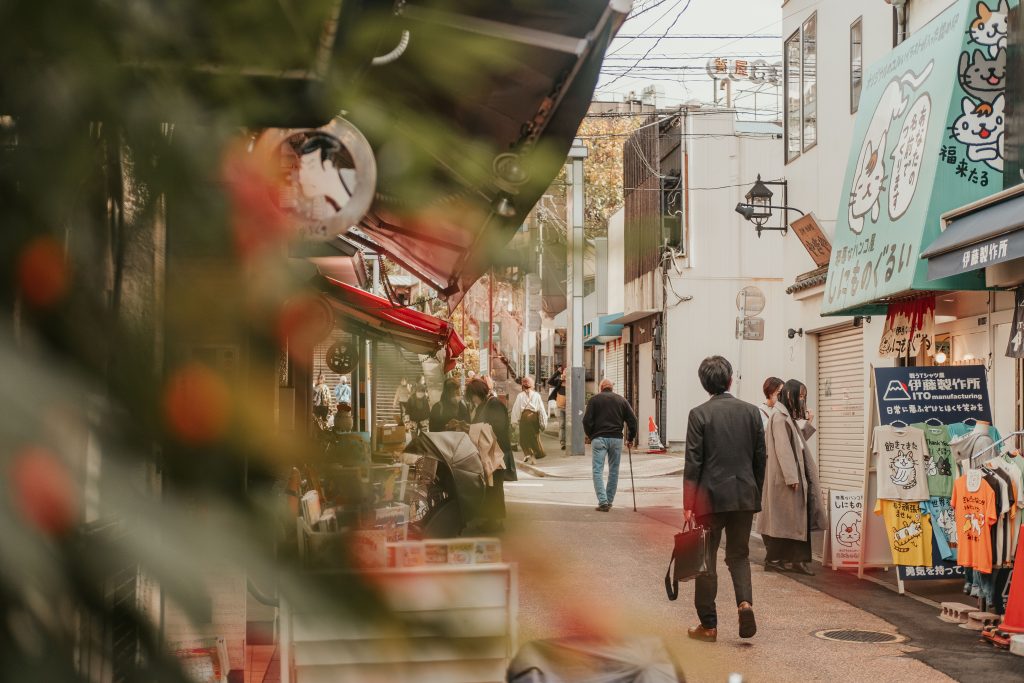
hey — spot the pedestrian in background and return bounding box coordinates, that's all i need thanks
[393,377,412,422]
[547,366,567,449]
[334,376,352,408]
[465,378,515,531]
[758,379,826,576]
[683,356,766,642]
[313,372,331,423]
[583,379,638,511]
[758,377,783,429]
[429,378,470,432]
[511,376,548,464]
[405,384,431,436]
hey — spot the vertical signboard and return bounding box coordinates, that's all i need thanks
[829,491,864,568]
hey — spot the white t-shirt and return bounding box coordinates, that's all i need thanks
[873,425,930,502]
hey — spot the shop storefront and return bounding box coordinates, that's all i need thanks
[815,0,1024,634]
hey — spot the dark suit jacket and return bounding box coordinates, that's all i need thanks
[683,393,766,516]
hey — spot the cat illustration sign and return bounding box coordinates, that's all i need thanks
[829,491,864,568]
[874,366,993,425]
[823,0,1013,314]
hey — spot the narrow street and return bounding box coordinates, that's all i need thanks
[501,434,1024,682]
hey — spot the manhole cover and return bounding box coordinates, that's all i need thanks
[814,629,906,644]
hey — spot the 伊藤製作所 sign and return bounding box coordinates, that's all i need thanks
[874,365,993,425]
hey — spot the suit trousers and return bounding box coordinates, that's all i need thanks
[694,511,754,629]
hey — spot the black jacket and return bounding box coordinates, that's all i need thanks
[429,400,470,432]
[582,389,638,442]
[683,393,766,517]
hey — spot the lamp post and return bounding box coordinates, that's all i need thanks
[734,176,804,237]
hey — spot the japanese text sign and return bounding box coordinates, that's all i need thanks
[829,491,864,568]
[874,365,993,425]
[789,212,832,267]
[823,1,1008,313]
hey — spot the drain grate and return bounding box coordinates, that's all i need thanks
[631,486,674,493]
[814,629,906,644]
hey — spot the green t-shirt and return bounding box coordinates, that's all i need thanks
[911,423,956,498]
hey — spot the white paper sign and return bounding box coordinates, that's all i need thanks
[829,490,864,568]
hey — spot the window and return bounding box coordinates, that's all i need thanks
[784,12,818,163]
[851,18,863,114]
[802,14,817,150]
[784,30,801,161]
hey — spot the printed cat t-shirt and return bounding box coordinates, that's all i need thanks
[923,496,957,561]
[873,425,930,501]
[911,423,956,498]
[873,499,933,567]
[951,473,998,574]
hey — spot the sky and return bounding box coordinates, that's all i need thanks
[595,0,784,118]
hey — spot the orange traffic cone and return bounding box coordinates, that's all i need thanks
[646,416,666,453]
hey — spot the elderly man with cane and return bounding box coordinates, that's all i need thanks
[583,379,638,512]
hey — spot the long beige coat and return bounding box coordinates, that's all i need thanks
[757,404,828,541]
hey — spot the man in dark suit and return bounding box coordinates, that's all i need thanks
[683,356,766,643]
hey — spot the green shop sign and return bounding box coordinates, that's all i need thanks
[822,0,1015,315]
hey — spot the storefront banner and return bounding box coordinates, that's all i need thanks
[824,0,1016,314]
[1006,287,1024,358]
[829,491,864,568]
[878,298,935,358]
[874,365,994,425]
[926,230,1023,280]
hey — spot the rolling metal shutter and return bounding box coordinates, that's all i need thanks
[605,339,624,392]
[815,325,865,493]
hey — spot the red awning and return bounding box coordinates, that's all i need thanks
[316,274,465,371]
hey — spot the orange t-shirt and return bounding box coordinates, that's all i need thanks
[951,476,998,573]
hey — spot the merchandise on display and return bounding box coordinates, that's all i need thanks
[872,423,930,502]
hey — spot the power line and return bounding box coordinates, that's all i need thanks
[613,33,781,39]
[603,0,694,88]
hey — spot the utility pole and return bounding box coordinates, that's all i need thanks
[522,271,530,380]
[566,138,588,456]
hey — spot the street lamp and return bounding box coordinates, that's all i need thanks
[734,176,805,237]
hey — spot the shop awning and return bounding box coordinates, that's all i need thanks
[820,2,1002,315]
[315,275,465,371]
[584,313,624,346]
[343,1,630,309]
[608,310,658,326]
[921,186,1024,281]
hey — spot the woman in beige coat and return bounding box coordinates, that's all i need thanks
[757,379,828,575]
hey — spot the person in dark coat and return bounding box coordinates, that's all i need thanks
[683,356,766,643]
[758,379,827,575]
[465,378,515,531]
[582,379,638,511]
[404,385,430,435]
[429,378,470,432]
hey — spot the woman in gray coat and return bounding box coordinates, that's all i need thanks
[757,379,828,575]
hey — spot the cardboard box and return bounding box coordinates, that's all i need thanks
[378,423,406,446]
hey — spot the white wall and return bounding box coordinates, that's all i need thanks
[779,0,963,445]
[663,110,786,443]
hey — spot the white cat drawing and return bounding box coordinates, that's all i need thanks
[952,94,1004,171]
[970,0,1009,57]
[848,63,934,235]
[890,450,917,489]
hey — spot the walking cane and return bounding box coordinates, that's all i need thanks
[628,441,637,512]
